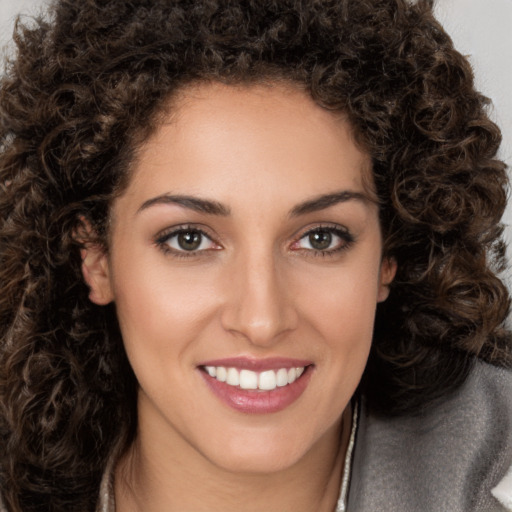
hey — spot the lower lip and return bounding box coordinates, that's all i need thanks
[200,366,313,414]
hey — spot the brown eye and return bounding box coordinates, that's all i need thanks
[308,230,332,250]
[292,226,354,254]
[157,227,219,254]
[177,231,203,251]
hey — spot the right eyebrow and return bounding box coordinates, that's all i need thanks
[289,190,376,217]
[137,194,231,216]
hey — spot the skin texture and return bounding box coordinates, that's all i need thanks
[82,83,395,511]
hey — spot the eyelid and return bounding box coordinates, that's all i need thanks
[153,222,354,258]
[290,224,355,254]
[154,224,222,255]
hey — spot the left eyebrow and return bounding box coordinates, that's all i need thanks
[137,194,231,216]
[289,190,376,217]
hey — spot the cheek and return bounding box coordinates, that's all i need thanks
[293,256,381,384]
[110,267,225,407]
[292,265,378,439]
[109,253,222,356]
[296,260,381,336]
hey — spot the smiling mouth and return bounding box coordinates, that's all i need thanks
[201,365,307,391]
[198,358,314,413]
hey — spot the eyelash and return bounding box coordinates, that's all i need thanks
[154,224,355,259]
[155,225,220,258]
[291,225,355,257]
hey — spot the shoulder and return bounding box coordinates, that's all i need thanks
[348,361,512,512]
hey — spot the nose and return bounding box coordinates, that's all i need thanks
[220,250,298,347]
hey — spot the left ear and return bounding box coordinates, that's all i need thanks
[74,217,114,305]
[80,243,114,306]
[377,257,397,303]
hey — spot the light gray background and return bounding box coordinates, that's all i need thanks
[1,0,511,277]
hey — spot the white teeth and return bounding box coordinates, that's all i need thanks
[258,370,277,390]
[239,369,258,390]
[204,365,307,391]
[226,367,240,386]
[216,366,227,382]
[276,368,288,387]
[205,366,216,377]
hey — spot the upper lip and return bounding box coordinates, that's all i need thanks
[197,356,313,371]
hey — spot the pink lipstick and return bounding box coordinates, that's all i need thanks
[198,357,313,414]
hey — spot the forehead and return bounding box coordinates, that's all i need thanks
[123,82,375,211]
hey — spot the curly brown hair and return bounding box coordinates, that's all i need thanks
[0,0,510,510]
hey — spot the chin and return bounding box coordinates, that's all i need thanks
[201,426,323,475]
[209,446,304,475]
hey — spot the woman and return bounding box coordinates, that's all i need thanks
[0,0,511,511]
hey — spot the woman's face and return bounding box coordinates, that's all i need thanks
[83,83,395,474]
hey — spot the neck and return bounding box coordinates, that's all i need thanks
[114,404,353,512]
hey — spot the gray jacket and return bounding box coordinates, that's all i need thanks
[348,361,512,511]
